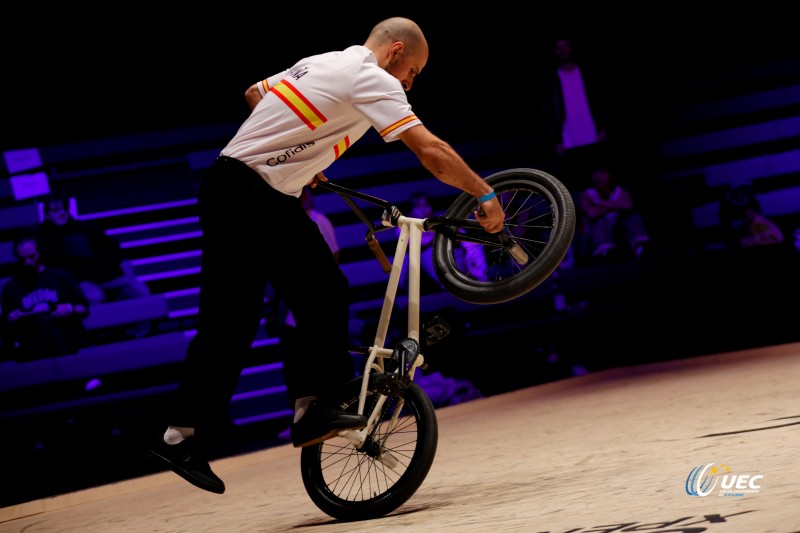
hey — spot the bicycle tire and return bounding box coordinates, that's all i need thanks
[300,375,438,522]
[433,168,575,304]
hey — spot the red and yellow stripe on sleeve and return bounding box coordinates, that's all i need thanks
[379,115,418,138]
[333,136,351,160]
[271,80,328,130]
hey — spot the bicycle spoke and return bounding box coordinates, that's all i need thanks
[315,394,421,503]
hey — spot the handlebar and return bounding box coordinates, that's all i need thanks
[314,180,527,271]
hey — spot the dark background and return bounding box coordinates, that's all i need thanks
[2,7,797,152]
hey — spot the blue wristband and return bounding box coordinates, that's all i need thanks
[477,190,496,203]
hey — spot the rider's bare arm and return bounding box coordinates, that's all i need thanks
[245,83,264,111]
[399,125,503,233]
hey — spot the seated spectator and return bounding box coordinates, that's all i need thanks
[740,208,784,249]
[1,235,89,362]
[36,195,151,305]
[575,164,650,264]
[394,191,489,289]
[718,184,784,250]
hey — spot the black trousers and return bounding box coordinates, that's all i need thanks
[171,156,353,432]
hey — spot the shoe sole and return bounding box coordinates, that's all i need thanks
[292,423,367,448]
[147,449,226,494]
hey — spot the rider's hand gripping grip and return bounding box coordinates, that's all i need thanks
[476,206,528,265]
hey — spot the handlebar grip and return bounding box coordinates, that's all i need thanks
[367,235,392,273]
[476,205,528,264]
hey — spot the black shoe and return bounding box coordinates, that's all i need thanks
[147,437,225,494]
[291,404,368,448]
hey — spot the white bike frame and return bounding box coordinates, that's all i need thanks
[338,214,428,449]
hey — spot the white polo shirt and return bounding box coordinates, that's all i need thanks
[220,45,422,197]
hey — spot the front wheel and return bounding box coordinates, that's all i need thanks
[433,168,575,304]
[300,375,438,522]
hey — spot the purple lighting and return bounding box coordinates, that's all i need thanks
[252,338,280,348]
[233,409,293,426]
[78,198,197,221]
[85,378,102,391]
[131,250,201,266]
[106,217,199,236]
[231,385,286,402]
[138,267,201,282]
[163,287,200,298]
[241,362,283,375]
[120,231,203,249]
[168,308,198,319]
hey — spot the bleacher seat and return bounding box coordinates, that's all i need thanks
[82,294,169,330]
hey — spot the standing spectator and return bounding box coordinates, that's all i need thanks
[1,235,89,362]
[36,195,151,305]
[542,35,611,191]
[576,164,650,264]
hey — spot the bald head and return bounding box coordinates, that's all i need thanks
[365,17,427,57]
[364,17,428,91]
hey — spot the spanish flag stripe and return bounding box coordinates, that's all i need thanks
[272,81,327,130]
[333,136,350,160]
[379,115,418,137]
[272,89,316,129]
[260,79,270,92]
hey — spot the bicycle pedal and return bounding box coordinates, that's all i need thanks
[423,316,451,347]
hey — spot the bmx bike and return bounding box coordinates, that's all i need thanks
[300,168,575,521]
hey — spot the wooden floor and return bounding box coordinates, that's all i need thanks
[2,342,800,532]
